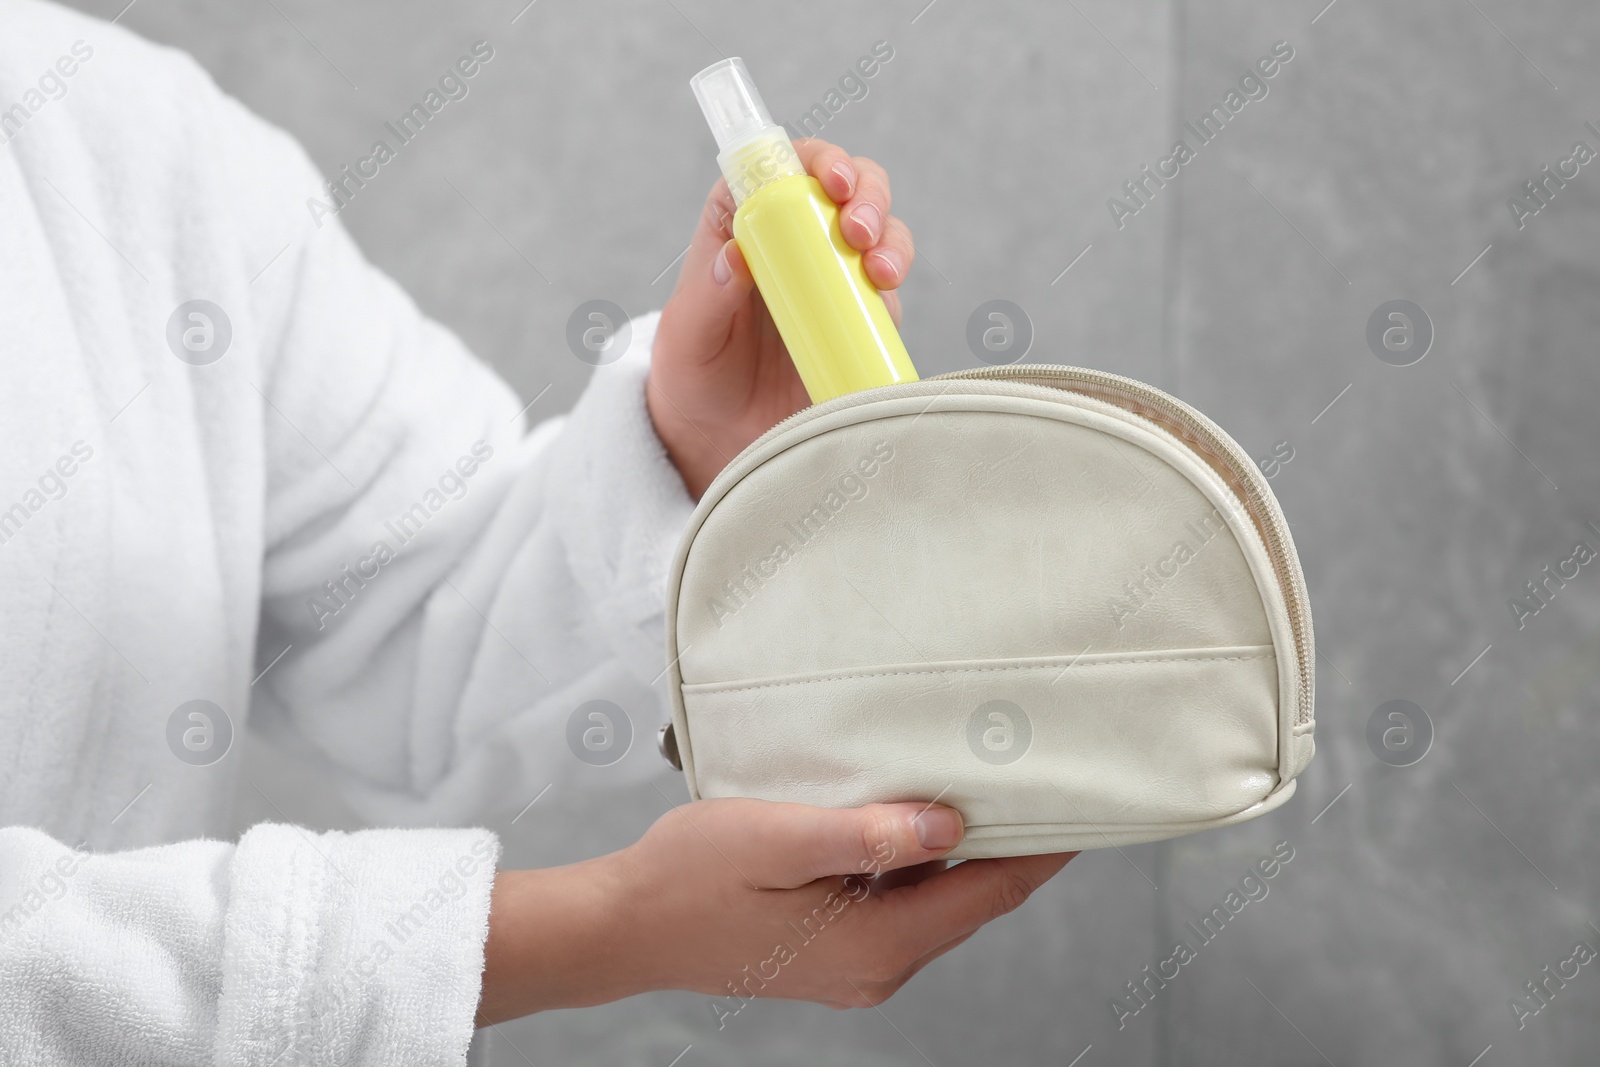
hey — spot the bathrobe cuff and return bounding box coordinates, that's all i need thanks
[215,825,500,1066]
[541,310,697,682]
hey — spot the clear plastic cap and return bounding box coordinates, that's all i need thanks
[690,58,778,153]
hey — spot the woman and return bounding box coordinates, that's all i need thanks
[0,2,1073,1062]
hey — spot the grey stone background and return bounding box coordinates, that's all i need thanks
[65,0,1600,1063]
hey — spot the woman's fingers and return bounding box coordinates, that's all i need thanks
[881,288,903,327]
[877,852,1078,949]
[700,799,965,889]
[794,137,857,201]
[829,855,1069,1008]
[795,140,907,261]
[872,858,947,893]
[838,156,892,249]
[763,137,912,303]
[865,215,914,290]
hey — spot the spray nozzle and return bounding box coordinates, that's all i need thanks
[690,58,777,153]
[690,57,804,204]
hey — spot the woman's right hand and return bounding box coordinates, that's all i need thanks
[476,798,1075,1024]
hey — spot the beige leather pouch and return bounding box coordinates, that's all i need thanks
[658,366,1314,859]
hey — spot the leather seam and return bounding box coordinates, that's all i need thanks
[685,651,1275,694]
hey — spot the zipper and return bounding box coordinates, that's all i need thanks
[932,364,1314,729]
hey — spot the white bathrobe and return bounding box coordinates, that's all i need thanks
[0,2,692,1062]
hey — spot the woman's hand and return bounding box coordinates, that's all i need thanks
[647,139,917,498]
[476,799,1074,1023]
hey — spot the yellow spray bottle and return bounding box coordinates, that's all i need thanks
[690,58,918,403]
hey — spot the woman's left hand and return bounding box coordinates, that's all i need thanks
[647,138,916,498]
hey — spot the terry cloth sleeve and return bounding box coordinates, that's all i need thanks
[221,66,696,819]
[0,824,500,1066]
[244,203,694,820]
[0,3,514,1063]
[2,3,692,1063]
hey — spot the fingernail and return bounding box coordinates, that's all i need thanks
[831,159,856,197]
[712,244,732,285]
[869,248,903,283]
[850,202,882,243]
[913,808,962,851]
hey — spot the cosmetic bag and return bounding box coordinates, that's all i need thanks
[657,365,1314,859]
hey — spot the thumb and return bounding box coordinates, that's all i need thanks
[658,182,757,363]
[741,801,966,889]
